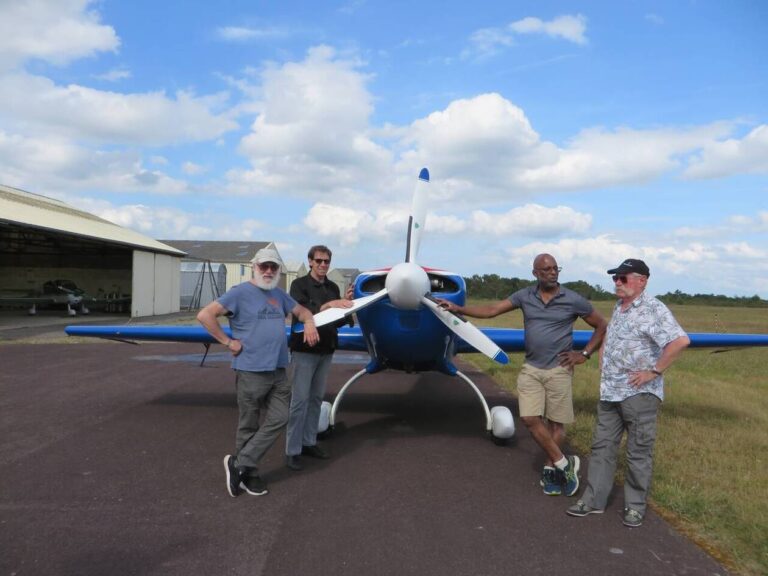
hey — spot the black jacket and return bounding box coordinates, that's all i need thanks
[289,274,347,354]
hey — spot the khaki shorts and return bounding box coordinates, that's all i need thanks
[516,363,574,423]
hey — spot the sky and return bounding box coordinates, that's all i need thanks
[0,0,766,298]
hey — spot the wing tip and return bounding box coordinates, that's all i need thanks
[419,167,429,182]
[494,350,509,365]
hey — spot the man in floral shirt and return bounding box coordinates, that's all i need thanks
[567,259,690,527]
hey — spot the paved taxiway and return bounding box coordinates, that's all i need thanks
[1,339,729,575]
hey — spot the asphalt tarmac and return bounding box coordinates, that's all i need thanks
[1,341,729,576]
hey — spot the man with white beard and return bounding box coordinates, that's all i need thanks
[197,247,319,498]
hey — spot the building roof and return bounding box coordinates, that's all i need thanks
[0,184,185,256]
[160,240,274,263]
[334,267,361,279]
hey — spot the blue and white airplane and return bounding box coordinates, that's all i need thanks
[66,168,768,441]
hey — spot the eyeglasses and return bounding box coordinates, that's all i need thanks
[612,274,629,284]
[313,258,330,265]
[257,262,280,272]
[535,266,562,273]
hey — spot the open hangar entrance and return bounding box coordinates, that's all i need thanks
[1,184,184,318]
[0,223,133,311]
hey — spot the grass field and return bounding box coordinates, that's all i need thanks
[466,300,768,576]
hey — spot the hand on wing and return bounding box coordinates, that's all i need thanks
[303,322,320,346]
[333,298,354,309]
[436,298,459,313]
[558,350,585,368]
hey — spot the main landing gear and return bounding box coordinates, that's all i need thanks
[317,368,515,442]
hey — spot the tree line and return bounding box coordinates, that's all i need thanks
[463,274,768,307]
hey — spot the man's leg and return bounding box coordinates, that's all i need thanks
[542,366,574,464]
[302,353,333,447]
[518,364,563,464]
[580,401,625,510]
[286,352,317,457]
[234,370,266,465]
[237,369,291,471]
[621,393,660,517]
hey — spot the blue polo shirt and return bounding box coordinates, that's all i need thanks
[508,284,594,369]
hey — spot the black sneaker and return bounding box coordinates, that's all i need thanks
[302,444,329,459]
[286,455,303,471]
[240,475,268,496]
[223,454,241,498]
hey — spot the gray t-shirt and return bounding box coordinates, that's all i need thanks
[218,282,297,372]
[508,285,594,369]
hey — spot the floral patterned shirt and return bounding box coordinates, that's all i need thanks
[600,291,686,402]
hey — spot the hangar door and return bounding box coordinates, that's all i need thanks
[132,251,181,317]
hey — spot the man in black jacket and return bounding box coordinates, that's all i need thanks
[285,245,353,470]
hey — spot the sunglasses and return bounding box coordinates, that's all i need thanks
[536,266,562,273]
[612,274,629,284]
[257,262,280,272]
[313,258,331,265]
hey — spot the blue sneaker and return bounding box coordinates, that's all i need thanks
[562,455,581,496]
[541,467,562,495]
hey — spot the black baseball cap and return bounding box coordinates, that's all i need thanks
[607,258,650,277]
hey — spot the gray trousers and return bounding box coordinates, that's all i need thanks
[285,352,333,456]
[233,368,290,476]
[581,393,661,516]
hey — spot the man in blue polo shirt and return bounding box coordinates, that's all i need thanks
[439,253,606,496]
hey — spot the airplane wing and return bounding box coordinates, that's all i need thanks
[65,324,768,351]
[64,324,369,351]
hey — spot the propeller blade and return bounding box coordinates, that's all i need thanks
[311,288,390,328]
[421,295,509,365]
[405,168,429,264]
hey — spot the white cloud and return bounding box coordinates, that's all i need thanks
[463,14,587,59]
[683,124,768,179]
[182,162,206,175]
[471,205,591,237]
[227,45,392,198]
[94,68,132,82]
[0,73,238,145]
[509,15,588,45]
[0,0,119,71]
[0,131,188,195]
[216,26,285,42]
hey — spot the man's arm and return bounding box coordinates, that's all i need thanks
[559,308,608,368]
[437,298,516,318]
[197,301,241,356]
[629,334,690,387]
[292,303,320,346]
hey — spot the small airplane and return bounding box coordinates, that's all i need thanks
[65,168,768,442]
[1,279,89,316]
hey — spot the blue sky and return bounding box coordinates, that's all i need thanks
[1,0,766,297]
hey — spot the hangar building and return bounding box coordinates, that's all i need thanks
[0,184,185,318]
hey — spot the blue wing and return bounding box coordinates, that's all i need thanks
[65,325,768,351]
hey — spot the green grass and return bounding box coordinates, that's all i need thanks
[465,300,768,576]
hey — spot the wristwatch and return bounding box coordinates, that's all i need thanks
[581,350,591,360]
[651,368,662,376]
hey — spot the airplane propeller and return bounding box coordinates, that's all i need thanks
[311,168,509,365]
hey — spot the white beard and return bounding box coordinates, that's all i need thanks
[254,271,281,290]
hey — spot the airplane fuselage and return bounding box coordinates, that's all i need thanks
[355,267,465,374]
